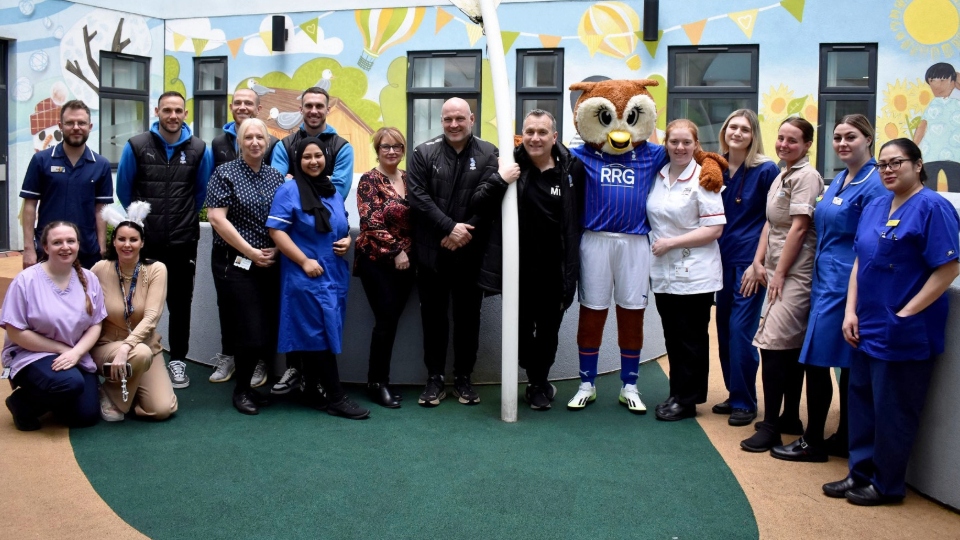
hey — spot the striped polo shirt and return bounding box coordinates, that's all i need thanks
[571,142,667,235]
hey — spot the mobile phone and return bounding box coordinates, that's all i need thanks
[101,362,133,378]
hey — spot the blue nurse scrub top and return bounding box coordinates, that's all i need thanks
[799,162,887,368]
[266,181,351,355]
[718,159,780,266]
[853,188,960,361]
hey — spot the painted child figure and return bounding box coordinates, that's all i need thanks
[564,79,725,413]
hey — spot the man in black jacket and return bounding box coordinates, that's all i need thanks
[407,98,499,407]
[473,110,583,410]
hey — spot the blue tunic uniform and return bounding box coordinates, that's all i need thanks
[266,181,350,354]
[854,188,960,360]
[798,162,887,368]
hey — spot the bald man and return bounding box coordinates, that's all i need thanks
[407,98,500,407]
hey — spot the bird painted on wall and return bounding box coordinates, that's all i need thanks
[270,107,302,131]
[317,69,334,91]
[247,78,276,96]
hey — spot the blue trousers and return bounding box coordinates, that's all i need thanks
[848,352,934,498]
[11,354,99,427]
[715,263,765,411]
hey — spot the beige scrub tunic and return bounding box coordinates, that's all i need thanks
[753,157,824,350]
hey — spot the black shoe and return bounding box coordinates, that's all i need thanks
[525,383,557,411]
[418,375,446,407]
[822,476,865,498]
[823,433,849,458]
[845,484,903,506]
[368,383,400,409]
[232,390,259,415]
[740,423,782,452]
[326,395,371,420]
[754,416,804,435]
[728,408,757,426]
[453,376,480,405]
[5,392,41,431]
[712,399,732,415]
[771,436,829,462]
[656,396,677,413]
[655,401,697,421]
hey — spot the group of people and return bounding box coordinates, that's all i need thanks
[4,85,958,507]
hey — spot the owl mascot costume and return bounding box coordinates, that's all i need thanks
[565,79,726,413]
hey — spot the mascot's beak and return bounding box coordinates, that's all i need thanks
[607,130,632,151]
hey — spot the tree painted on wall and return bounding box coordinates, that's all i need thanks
[163,55,194,125]
[379,56,408,168]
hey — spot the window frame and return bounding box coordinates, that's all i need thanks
[816,43,878,180]
[99,52,150,168]
[666,45,760,152]
[193,56,228,145]
[406,50,483,151]
[515,48,564,140]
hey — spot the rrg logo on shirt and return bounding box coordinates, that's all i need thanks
[600,164,635,187]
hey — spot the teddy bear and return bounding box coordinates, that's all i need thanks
[565,78,726,413]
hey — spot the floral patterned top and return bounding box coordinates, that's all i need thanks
[354,168,413,269]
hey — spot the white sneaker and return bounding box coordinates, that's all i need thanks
[99,386,124,422]
[271,367,301,395]
[619,384,647,414]
[168,360,190,389]
[566,382,596,410]
[208,354,235,383]
[250,360,267,388]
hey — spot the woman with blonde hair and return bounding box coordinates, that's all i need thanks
[711,110,781,427]
[649,119,726,421]
[354,127,414,408]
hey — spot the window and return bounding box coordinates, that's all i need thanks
[193,57,228,144]
[407,50,482,149]
[100,52,150,165]
[516,48,564,139]
[817,43,878,180]
[667,45,759,152]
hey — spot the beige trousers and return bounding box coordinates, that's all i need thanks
[91,341,178,420]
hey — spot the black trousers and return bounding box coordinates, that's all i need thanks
[655,292,714,406]
[519,264,565,385]
[211,246,236,357]
[294,350,345,401]
[416,260,483,378]
[142,241,198,360]
[356,256,415,384]
[210,244,280,391]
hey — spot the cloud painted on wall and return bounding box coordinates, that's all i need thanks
[243,15,343,56]
[165,19,226,53]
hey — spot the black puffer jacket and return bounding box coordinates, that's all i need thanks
[472,142,584,310]
[407,134,499,273]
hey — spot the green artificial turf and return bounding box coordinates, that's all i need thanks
[70,361,758,540]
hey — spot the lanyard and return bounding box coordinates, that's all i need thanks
[114,261,142,331]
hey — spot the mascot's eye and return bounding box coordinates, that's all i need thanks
[597,109,613,126]
[626,108,640,126]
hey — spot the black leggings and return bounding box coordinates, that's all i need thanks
[294,350,345,401]
[759,348,804,428]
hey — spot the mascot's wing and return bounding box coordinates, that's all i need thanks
[694,150,728,193]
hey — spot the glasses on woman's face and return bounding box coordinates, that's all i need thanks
[876,158,912,171]
[378,144,404,153]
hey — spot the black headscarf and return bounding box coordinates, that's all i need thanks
[292,136,337,233]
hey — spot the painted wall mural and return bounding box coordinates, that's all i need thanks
[5,0,960,246]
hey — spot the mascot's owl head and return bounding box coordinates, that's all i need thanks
[570,79,658,155]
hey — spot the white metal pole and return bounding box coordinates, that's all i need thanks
[476,0,518,422]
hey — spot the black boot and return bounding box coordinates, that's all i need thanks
[740,422,782,452]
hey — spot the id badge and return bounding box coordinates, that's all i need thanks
[776,190,786,198]
[674,262,691,279]
[832,197,843,206]
[234,256,252,270]
[1,367,10,380]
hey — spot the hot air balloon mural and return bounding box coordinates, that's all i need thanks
[578,2,642,71]
[356,7,426,71]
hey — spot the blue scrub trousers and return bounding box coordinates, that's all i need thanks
[715,263,764,411]
[848,352,935,498]
[10,354,99,427]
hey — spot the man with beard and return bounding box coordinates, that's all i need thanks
[117,91,213,389]
[270,87,353,198]
[20,99,113,269]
